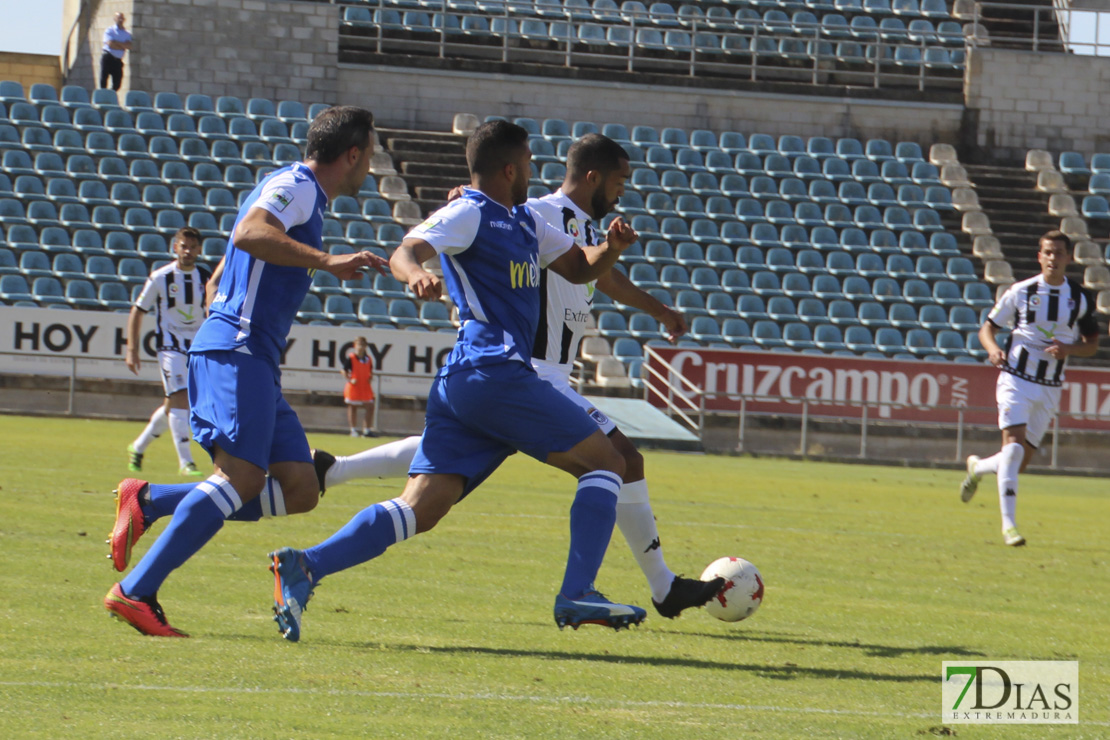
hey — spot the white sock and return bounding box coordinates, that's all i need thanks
[167,408,194,466]
[327,435,422,487]
[974,452,1001,476]
[997,442,1023,531]
[615,479,675,602]
[132,405,168,453]
[260,477,287,518]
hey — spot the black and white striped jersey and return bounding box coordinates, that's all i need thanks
[134,262,211,352]
[987,274,1099,386]
[528,190,598,376]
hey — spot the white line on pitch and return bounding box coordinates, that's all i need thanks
[3,681,1107,725]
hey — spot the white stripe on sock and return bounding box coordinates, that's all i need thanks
[216,478,243,513]
[579,470,623,496]
[262,478,286,518]
[197,479,232,517]
[382,498,415,541]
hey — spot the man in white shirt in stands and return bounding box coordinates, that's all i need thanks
[101,12,132,92]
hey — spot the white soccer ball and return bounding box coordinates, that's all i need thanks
[700,557,764,622]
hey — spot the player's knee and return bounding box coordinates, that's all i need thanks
[284,485,319,514]
[619,445,644,481]
[595,444,626,479]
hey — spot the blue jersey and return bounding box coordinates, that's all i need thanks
[405,188,575,374]
[191,163,327,369]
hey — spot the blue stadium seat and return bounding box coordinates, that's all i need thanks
[137,234,168,258]
[751,271,783,297]
[721,269,751,295]
[675,290,707,317]
[63,279,98,308]
[904,328,934,356]
[27,200,61,228]
[117,257,149,284]
[0,274,33,301]
[66,229,102,256]
[688,316,723,344]
[751,320,785,349]
[46,178,80,205]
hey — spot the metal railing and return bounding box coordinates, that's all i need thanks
[0,351,412,433]
[639,345,1110,469]
[969,3,1099,54]
[339,1,966,92]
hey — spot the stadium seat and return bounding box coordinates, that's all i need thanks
[0,274,34,302]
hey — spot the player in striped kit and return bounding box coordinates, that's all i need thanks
[125,227,211,476]
[959,231,1100,545]
[311,135,725,620]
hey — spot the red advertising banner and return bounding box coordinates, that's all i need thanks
[645,347,1110,431]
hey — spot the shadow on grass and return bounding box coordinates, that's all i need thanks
[692,630,988,659]
[268,640,939,683]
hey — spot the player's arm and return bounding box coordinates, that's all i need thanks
[124,305,146,374]
[233,209,385,280]
[1048,331,1101,359]
[596,269,687,343]
[390,238,442,300]
[547,216,638,285]
[978,320,1006,367]
[1046,307,1101,359]
[205,256,225,310]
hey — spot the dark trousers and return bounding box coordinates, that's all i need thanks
[100,52,124,91]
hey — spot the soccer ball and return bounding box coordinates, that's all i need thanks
[700,557,764,622]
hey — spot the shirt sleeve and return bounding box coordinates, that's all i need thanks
[134,276,158,312]
[250,171,318,232]
[529,206,576,268]
[1077,288,1100,337]
[405,198,481,255]
[986,285,1018,329]
[341,353,352,373]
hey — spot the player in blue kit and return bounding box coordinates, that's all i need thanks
[268,120,645,641]
[103,106,387,637]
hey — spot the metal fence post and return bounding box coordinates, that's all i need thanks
[1051,414,1059,469]
[68,356,77,416]
[800,399,808,458]
[859,403,868,459]
[955,408,964,462]
[737,396,746,452]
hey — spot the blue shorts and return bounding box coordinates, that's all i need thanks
[409,361,600,496]
[188,349,311,471]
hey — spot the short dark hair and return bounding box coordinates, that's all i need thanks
[566,134,629,179]
[305,106,375,164]
[172,227,201,246]
[466,120,530,178]
[1040,229,1072,253]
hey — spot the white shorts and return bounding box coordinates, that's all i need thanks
[996,372,1061,448]
[158,350,189,396]
[534,362,618,436]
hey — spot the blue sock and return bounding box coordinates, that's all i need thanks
[121,476,243,598]
[144,483,197,523]
[144,478,284,523]
[560,471,622,599]
[303,499,415,580]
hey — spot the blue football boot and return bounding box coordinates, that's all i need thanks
[269,547,315,642]
[554,587,647,630]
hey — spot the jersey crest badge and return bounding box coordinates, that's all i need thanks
[567,218,581,240]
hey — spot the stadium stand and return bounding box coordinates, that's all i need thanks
[3,74,1107,384]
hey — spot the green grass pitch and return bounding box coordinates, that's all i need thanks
[0,414,1106,738]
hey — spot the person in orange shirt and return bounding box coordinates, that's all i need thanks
[342,336,376,437]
